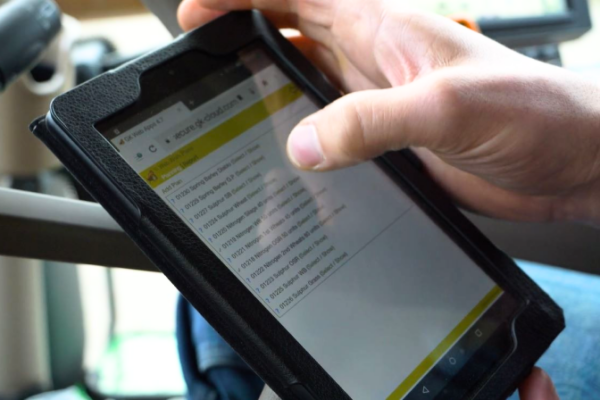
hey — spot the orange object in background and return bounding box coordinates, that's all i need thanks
[54,0,147,18]
[449,14,481,33]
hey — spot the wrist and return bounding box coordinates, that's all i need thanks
[559,164,600,227]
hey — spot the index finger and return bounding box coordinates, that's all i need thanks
[178,0,300,31]
[197,0,335,29]
[178,0,226,31]
[199,0,299,13]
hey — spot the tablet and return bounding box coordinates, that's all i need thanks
[32,11,564,400]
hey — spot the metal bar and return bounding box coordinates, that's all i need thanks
[0,188,156,271]
[1,187,598,275]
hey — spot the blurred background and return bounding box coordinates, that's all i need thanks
[0,1,599,400]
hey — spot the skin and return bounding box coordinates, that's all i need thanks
[179,0,600,397]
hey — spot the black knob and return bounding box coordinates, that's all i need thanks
[0,0,62,92]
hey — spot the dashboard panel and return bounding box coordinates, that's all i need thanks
[417,0,568,20]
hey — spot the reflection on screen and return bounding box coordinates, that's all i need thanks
[417,0,568,20]
[100,48,514,399]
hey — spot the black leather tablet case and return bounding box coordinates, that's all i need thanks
[30,11,565,400]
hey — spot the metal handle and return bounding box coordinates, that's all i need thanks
[0,187,156,271]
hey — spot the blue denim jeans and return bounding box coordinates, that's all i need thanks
[176,297,264,400]
[177,262,600,400]
[507,262,600,400]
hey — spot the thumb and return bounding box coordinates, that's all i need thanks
[286,79,457,170]
[519,368,560,400]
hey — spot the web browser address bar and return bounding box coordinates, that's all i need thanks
[155,79,264,151]
[165,97,240,145]
[141,82,302,188]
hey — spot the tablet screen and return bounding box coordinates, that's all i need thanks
[98,46,519,400]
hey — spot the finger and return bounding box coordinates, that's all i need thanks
[179,2,300,31]
[177,2,344,90]
[177,2,344,92]
[199,0,298,14]
[179,0,301,29]
[179,0,315,35]
[519,368,560,400]
[286,79,461,171]
[197,0,329,29]
[178,0,226,31]
[185,0,334,46]
[197,0,336,32]
[259,385,281,400]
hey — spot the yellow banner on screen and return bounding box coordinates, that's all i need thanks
[141,83,303,188]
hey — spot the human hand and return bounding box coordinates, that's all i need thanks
[255,367,559,400]
[179,0,600,226]
[519,368,560,400]
[179,4,569,398]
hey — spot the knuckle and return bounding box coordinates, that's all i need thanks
[428,74,470,132]
[327,95,371,161]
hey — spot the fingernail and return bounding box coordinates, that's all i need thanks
[287,125,324,169]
